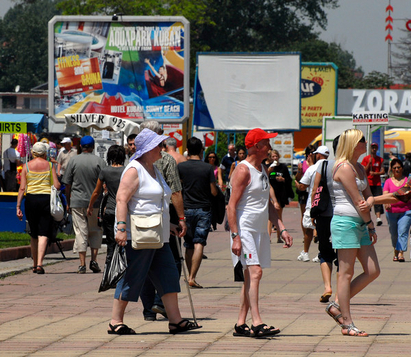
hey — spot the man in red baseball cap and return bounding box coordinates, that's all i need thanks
[245,128,278,149]
[227,128,293,337]
[361,142,385,226]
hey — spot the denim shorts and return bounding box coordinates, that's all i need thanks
[184,208,212,248]
[331,215,372,249]
[114,243,180,302]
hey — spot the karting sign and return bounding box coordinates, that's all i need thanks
[352,112,389,125]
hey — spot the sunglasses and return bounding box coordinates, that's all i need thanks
[358,136,366,143]
[392,166,402,170]
[208,156,216,159]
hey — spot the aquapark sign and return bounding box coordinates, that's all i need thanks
[48,16,190,123]
[301,63,338,128]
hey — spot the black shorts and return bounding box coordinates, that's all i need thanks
[297,190,308,205]
[25,193,53,238]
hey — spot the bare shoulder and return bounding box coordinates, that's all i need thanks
[231,162,250,184]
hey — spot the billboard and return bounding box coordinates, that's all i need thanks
[301,63,338,128]
[49,16,190,124]
[338,89,411,115]
[193,53,301,131]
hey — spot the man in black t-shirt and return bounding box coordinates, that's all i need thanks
[178,137,218,288]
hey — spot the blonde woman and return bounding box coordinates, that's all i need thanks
[16,142,60,274]
[325,129,380,337]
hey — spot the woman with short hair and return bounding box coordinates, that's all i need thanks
[108,129,200,335]
[16,142,60,274]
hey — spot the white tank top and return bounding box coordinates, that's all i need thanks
[236,160,270,232]
[332,163,368,217]
[118,160,171,242]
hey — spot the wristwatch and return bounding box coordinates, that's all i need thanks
[231,232,239,239]
[118,228,126,233]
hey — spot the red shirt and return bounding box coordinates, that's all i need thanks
[361,155,383,186]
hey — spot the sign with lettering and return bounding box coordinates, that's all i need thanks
[65,114,139,136]
[0,122,27,134]
[49,16,190,124]
[352,112,389,125]
[338,89,411,115]
[301,63,338,128]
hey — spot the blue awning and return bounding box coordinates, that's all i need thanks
[0,114,47,133]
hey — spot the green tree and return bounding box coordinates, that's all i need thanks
[57,0,339,84]
[0,0,61,92]
[197,0,338,52]
[291,39,360,88]
[356,71,394,89]
[392,28,411,84]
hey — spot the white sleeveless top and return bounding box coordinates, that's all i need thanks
[118,160,171,242]
[332,163,368,217]
[236,160,270,232]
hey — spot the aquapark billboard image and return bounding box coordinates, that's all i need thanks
[48,16,189,123]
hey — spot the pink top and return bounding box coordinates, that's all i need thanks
[213,166,218,180]
[383,178,411,213]
[302,160,309,174]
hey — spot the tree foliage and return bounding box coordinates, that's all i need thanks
[355,71,394,89]
[0,0,61,92]
[392,28,411,84]
[57,0,339,84]
[290,39,360,88]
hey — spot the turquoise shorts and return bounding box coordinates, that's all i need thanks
[331,215,372,249]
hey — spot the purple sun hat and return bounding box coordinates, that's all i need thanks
[130,128,168,160]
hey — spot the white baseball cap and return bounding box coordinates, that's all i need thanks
[61,137,72,144]
[313,145,330,157]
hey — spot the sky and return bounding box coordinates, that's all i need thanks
[0,0,410,76]
[317,0,411,76]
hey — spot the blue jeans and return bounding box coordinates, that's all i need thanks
[386,211,411,252]
[184,208,212,249]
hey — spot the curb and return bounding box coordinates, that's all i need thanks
[288,201,299,208]
[0,239,74,262]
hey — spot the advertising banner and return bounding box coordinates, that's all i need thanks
[301,63,338,128]
[193,53,301,131]
[0,122,27,134]
[49,16,189,123]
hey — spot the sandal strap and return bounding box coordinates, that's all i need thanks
[341,322,366,335]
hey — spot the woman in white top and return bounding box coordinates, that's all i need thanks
[109,129,200,336]
[325,129,380,337]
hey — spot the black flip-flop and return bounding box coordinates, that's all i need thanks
[107,323,136,335]
[250,323,280,338]
[233,323,250,337]
[169,319,202,334]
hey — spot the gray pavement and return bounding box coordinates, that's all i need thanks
[1,207,411,356]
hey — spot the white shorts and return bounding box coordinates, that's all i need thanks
[231,230,271,269]
[302,210,315,230]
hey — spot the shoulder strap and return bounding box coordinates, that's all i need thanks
[321,160,328,178]
[333,161,358,180]
[26,162,29,173]
[154,166,164,211]
[49,162,53,186]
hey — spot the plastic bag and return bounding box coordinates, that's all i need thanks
[98,244,127,292]
[50,186,64,221]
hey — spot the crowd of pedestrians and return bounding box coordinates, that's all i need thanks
[11,124,411,339]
